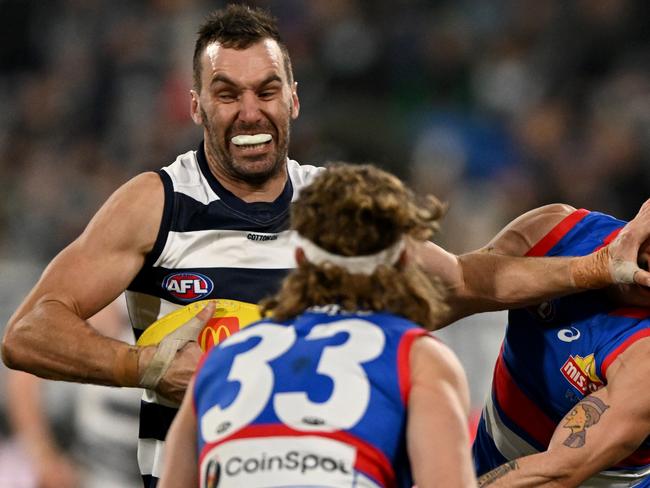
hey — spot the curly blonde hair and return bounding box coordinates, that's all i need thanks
[261,163,448,329]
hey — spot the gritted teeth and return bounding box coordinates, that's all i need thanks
[231,134,272,146]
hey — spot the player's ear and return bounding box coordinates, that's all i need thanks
[398,237,416,268]
[295,247,306,265]
[190,90,202,125]
[397,249,409,268]
[290,81,300,119]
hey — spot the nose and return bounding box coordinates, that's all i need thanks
[237,90,263,125]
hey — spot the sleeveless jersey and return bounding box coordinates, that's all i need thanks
[125,144,322,486]
[473,209,650,487]
[193,307,428,488]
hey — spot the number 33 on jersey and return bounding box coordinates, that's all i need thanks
[193,310,429,488]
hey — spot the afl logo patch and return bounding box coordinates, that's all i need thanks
[163,272,214,301]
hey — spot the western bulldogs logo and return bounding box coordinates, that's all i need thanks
[560,353,603,395]
[163,272,214,301]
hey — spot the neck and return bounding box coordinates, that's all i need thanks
[204,142,288,203]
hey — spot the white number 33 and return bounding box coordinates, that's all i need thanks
[201,319,385,443]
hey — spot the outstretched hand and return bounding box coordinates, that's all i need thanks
[609,199,650,287]
[139,301,216,405]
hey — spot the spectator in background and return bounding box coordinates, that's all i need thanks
[2,1,648,264]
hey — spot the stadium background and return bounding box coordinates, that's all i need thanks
[0,0,648,485]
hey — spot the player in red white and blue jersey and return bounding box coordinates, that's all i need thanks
[192,309,443,488]
[160,163,477,488]
[474,202,650,487]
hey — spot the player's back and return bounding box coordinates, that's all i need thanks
[194,306,427,488]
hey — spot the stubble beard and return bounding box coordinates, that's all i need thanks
[202,107,290,187]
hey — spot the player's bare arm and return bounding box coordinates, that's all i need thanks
[1,172,201,401]
[478,461,520,487]
[426,200,650,326]
[407,335,477,487]
[477,337,650,487]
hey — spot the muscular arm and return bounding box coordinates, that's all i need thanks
[478,337,650,487]
[425,201,650,327]
[159,377,199,488]
[2,172,162,386]
[407,335,477,487]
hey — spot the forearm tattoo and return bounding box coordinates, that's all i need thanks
[562,396,609,448]
[478,460,520,487]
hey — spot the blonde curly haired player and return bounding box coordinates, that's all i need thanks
[160,163,477,488]
[260,162,448,328]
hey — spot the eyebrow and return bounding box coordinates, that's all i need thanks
[258,74,283,87]
[210,73,283,89]
[210,74,237,87]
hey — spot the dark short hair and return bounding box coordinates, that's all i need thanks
[193,4,293,91]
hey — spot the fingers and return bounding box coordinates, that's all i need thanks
[607,202,650,284]
[634,269,650,288]
[610,259,640,285]
[178,341,202,359]
[639,198,650,213]
[137,301,216,401]
[195,300,216,323]
[157,343,201,405]
[627,200,650,239]
[166,301,216,343]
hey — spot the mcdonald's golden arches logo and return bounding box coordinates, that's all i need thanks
[199,317,241,351]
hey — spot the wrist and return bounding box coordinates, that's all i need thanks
[570,247,612,289]
[113,345,142,387]
[138,340,179,390]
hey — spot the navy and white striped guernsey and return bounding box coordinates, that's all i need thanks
[125,143,322,486]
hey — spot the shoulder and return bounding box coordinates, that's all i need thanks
[602,323,650,382]
[120,170,165,194]
[507,203,577,227]
[103,172,164,216]
[287,159,325,195]
[410,334,466,389]
[160,149,208,192]
[484,203,578,256]
[408,334,470,411]
[81,171,164,253]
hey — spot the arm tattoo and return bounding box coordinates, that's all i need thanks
[562,396,609,448]
[478,460,520,487]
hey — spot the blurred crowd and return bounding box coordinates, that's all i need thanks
[0,0,648,486]
[1,0,648,262]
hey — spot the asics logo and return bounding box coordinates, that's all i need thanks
[557,327,581,342]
